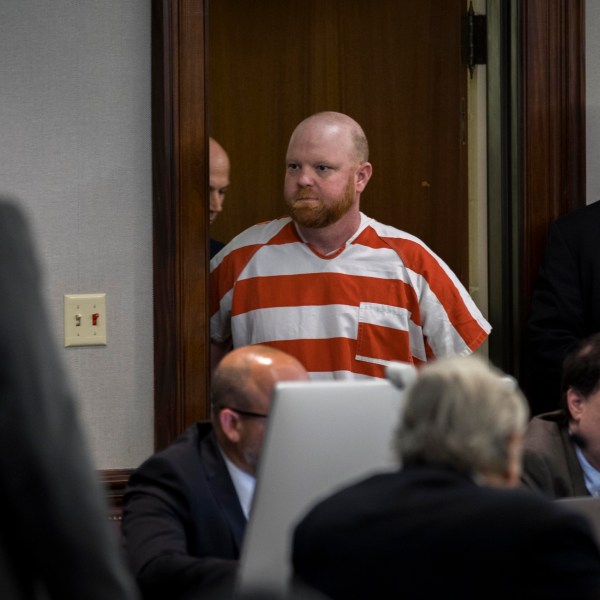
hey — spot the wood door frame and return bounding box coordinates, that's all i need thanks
[149,0,586,448]
[151,0,210,450]
[486,0,585,378]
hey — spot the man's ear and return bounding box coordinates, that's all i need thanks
[355,162,373,192]
[567,388,586,422]
[219,409,242,443]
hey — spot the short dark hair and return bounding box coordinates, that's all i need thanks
[561,333,600,406]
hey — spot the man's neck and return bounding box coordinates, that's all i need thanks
[219,448,256,519]
[570,426,600,471]
[295,210,362,255]
[573,443,600,497]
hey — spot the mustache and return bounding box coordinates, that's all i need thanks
[293,191,319,201]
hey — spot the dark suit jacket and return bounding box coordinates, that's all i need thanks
[526,200,600,413]
[210,238,225,259]
[0,201,138,599]
[521,410,590,499]
[292,465,600,599]
[122,422,246,600]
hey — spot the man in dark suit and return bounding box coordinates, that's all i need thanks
[122,345,308,600]
[0,200,138,599]
[522,332,600,499]
[527,200,600,414]
[292,356,600,599]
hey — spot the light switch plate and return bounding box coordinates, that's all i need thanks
[64,293,107,347]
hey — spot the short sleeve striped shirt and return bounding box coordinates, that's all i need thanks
[210,213,491,379]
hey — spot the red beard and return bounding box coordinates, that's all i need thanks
[288,176,356,229]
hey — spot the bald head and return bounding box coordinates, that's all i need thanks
[209,137,230,225]
[211,345,309,475]
[289,112,369,164]
[212,344,309,412]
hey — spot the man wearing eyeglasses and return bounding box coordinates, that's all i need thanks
[122,345,308,600]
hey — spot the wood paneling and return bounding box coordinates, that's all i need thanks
[209,0,469,284]
[520,0,585,310]
[483,0,585,380]
[517,0,585,400]
[152,0,209,450]
[147,0,586,446]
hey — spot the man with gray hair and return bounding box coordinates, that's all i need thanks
[292,356,600,599]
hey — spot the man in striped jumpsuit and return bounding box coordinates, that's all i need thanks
[210,112,490,379]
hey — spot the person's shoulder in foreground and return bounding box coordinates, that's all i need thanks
[292,354,600,599]
[122,421,241,599]
[293,468,600,599]
[0,199,139,599]
[210,111,490,377]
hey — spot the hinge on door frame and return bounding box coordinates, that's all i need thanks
[461,1,487,78]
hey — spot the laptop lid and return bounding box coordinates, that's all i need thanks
[235,378,405,596]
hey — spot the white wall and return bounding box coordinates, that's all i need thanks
[0,0,153,469]
[587,0,600,204]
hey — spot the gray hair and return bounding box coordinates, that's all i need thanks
[395,356,529,477]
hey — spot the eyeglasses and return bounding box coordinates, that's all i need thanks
[220,406,269,419]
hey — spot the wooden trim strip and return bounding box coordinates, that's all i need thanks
[151,0,210,451]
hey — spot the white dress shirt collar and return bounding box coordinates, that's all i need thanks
[574,444,600,497]
[220,449,256,519]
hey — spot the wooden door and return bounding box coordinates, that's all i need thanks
[151,0,585,447]
[208,0,469,283]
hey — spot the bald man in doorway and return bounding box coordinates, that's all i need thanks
[122,344,308,600]
[210,111,490,378]
[209,137,230,258]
